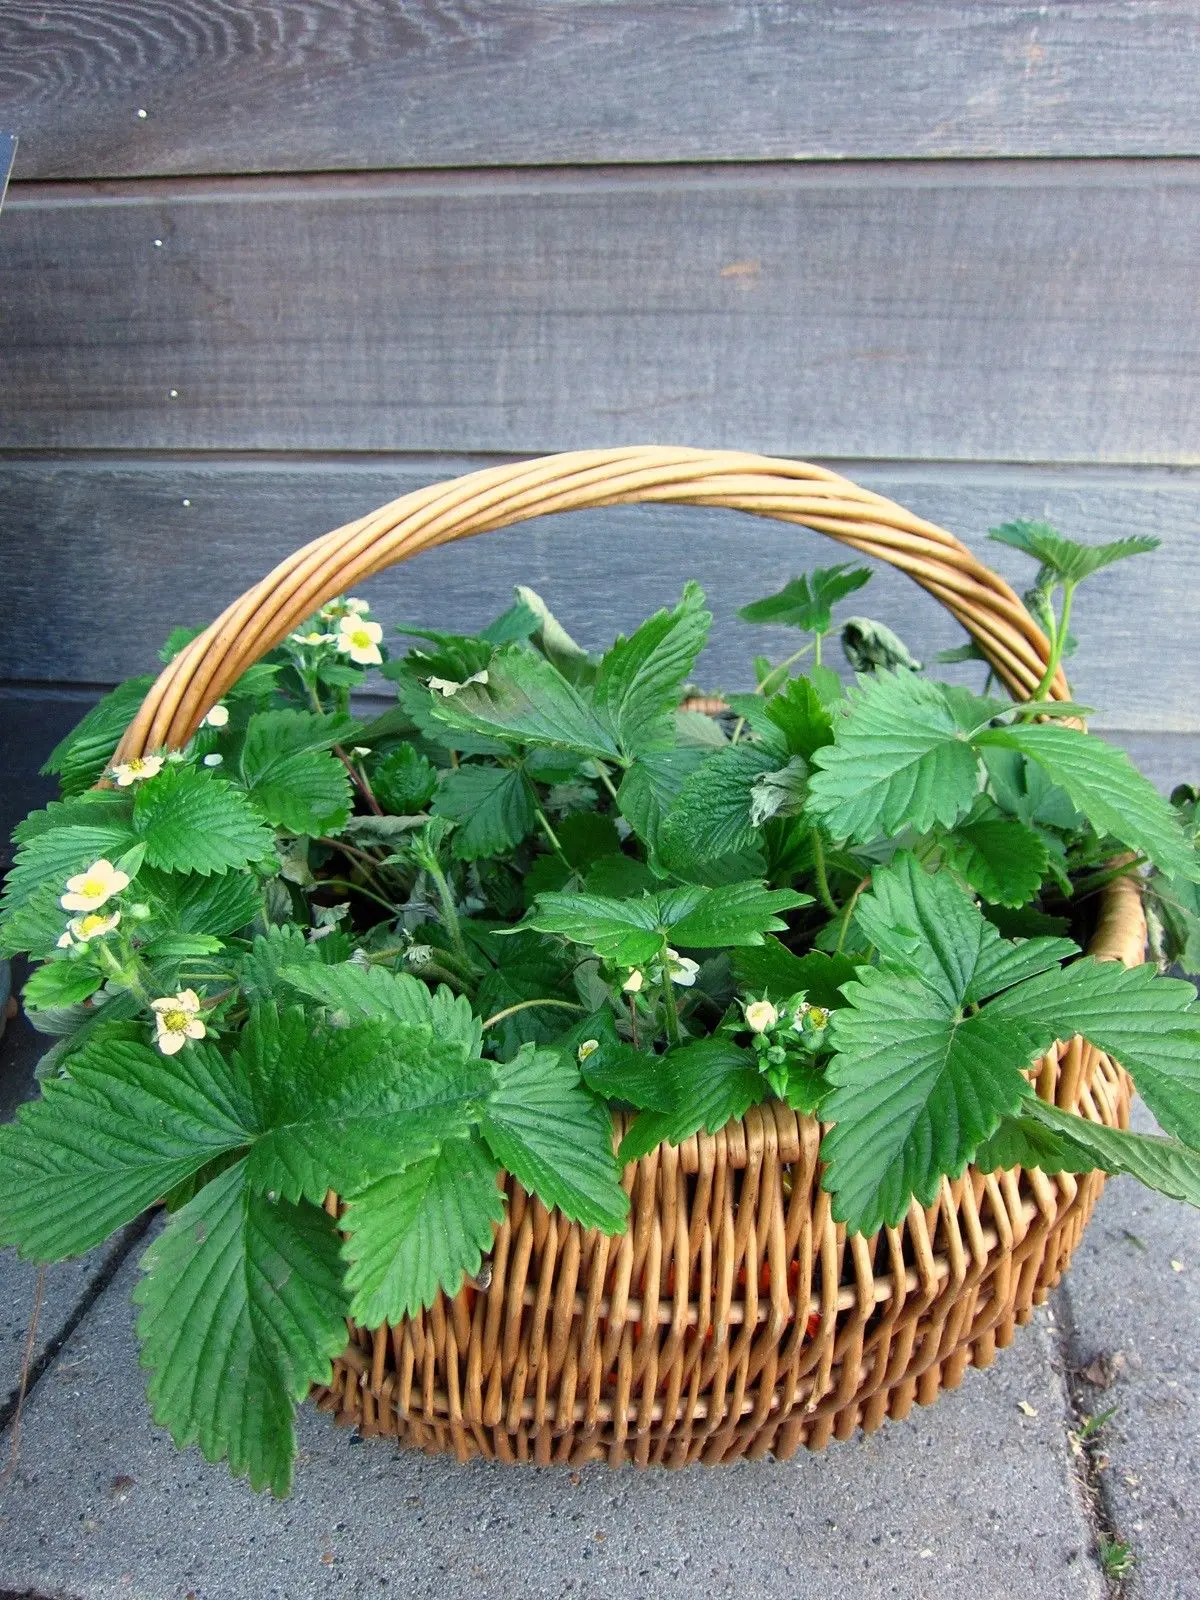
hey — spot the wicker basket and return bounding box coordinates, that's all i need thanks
[116,448,1143,1468]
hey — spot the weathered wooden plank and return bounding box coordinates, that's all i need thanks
[5,2,1200,178]
[1,455,1196,732]
[3,164,1200,462]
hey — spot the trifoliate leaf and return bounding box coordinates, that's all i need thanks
[805,672,980,844]
[0,1036,251,1260]
[340,1134,505,1325]
[941,813,1049,907]
[479,1044,627,1231]
[730,942,858,1010]
[134,1165,348,1496]
[426,645,619,760]
[40,676,154,795]
[984,958,1200,1149]
[975,723,1200,882]
[369,744,439,814]
[238,710,356,835]
[658,745,777,866]
[618,1038,764,1164]
[988,521,1159,585]
[432,765,536,860]
[738,565,871,635]
[592,583,712,757]
[133,766,276,876]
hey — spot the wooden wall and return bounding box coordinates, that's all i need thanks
[1,3,1198,760]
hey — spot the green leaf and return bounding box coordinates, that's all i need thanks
[941,813,1049,907]
[512,585,596,684]
[426,645,620,760]
[237,926,349,1005]
[840,618,922,674]
[975,723,1200,882]
[370,744,438,814]
[730,942,858,1010]
[134,1165,349,1496]
[988,521,1159,585]
[12,789,133,845]
[738,565,871,635]
[479,1044,627,1231]
[972,1110,1098,1176]
[592,582,711,757]
[616,746,708,852]
[239,710,355,835]
[666,881,811,947]
[22,959,105,1011]
[141,932,225,960]
[658,745,777,866]
[618,1038,764,1164]
[133,766,276,876]
[984,958,1200,1148]
[340,1134,505,1326]
[41,676,154,795]
[0,1036,251,1260]
[139,866,261,939]
[1017,1098,1200,1206]
[566,1011,674,1111]
[0,817,139,945]
[432,765,536,860]
[278,961,482,1058]
[749,756,810,827]
[764,675,836,760]
[805,672,980,844]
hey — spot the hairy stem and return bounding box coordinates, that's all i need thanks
[482,997,586,1031]
[660,970,682,1047]
[1033,580,1075,701]
[810,830,838,917]
[424,857,469,963]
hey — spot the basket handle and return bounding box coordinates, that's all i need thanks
[115,447,1064,759]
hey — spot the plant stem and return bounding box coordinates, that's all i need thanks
[810,830,838,917]
[595,764,621,802]
[534,804,570,864]
[660,970,682,1047]
[1033,580,1076,701]
[319,877,401,916]
[482,997,586,1031]
[756,642,815,697]
[813,631,823,668]
[834,875,871,955]
[627,995,641,1048]
[424,857,469,962]
[334,745,383,816]
[1070,857,1148,900]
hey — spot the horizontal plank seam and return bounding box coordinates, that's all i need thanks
[8,155,1200,208]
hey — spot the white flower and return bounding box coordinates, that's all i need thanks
[202,753,224,767]
[56,929,75,949]
[150,989,207,1055]
[344,597,370,615]
[427,669,489,697]
[201,703,229,728]
[623,969,645,994]
[111,755,164,788]
[577,1038,601,1063]
[290,630,336,647]
[335,615,384,666]
[744,999,778,1034]
[61,858,130,912]
[67,909,121,942]
[664,948,701,988]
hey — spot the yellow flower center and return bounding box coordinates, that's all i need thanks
[78,914,109,935]
[349,628,372,649]
[128,759,148,773]
[162,1009,190,1032]
[80,877,106,898]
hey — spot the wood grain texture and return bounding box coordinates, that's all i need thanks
[5,1,1200,178]
[3,163,1200,462]
[2,455,1197,733]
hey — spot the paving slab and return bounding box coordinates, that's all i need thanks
[1055,1101,1200,1600]
[0,1245,1104,1600]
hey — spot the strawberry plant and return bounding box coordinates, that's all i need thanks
[2,539,1200,1496]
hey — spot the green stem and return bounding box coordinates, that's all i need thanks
[1033,581,1075,701]
[834,875,871,956]
[595,764,621,802]
[319,877,402,916]
[756,642,815,697]
[810,830,838,917]
[424,857,469,963]
[813,631,823,669]
[534,804,570,865]
[1070,857,1148,900]
[482,997,585,1031]
[659,969,682,1048]
[729,715,746,746]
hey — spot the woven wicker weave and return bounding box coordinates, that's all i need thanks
[117,448,1143,1467]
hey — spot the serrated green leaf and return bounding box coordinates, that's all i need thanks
[738,565,871,635]
[749,756,810,827]
[972,1110,1098,1176]
[0,1037,251,1260]
[12,790,134,845]
[616,746,708,852]
[512,585,596,683]
[426,645,620,760]
[941,813,1049,907]
[340,1134,505,1325]
[1018,1098,1200,1206]
[237,926,348,1004]
[566,1010,674,1111]
[139,866,261,939]
[730,942,857,1010]
[40,677,154,795]
[582,853,657,899]
[479,1044,627,1231]
[432,765,536,860]
[238,710,355,835]
[134,1165,348,1496]
[592,582,711,757]
[22,959,105,1011]
[763,675,836,760]
[984,958,1200,1148]
[975,723,1200,883]
[988,521,1159,585]
[133,766,276,876]
[277,961,482,1058]
[806,672,980,844]
[141,933,225,960]
[618,1037,764,1164]
[370,744,438,814]
[659,745,777,866]
[667,881,811,947]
